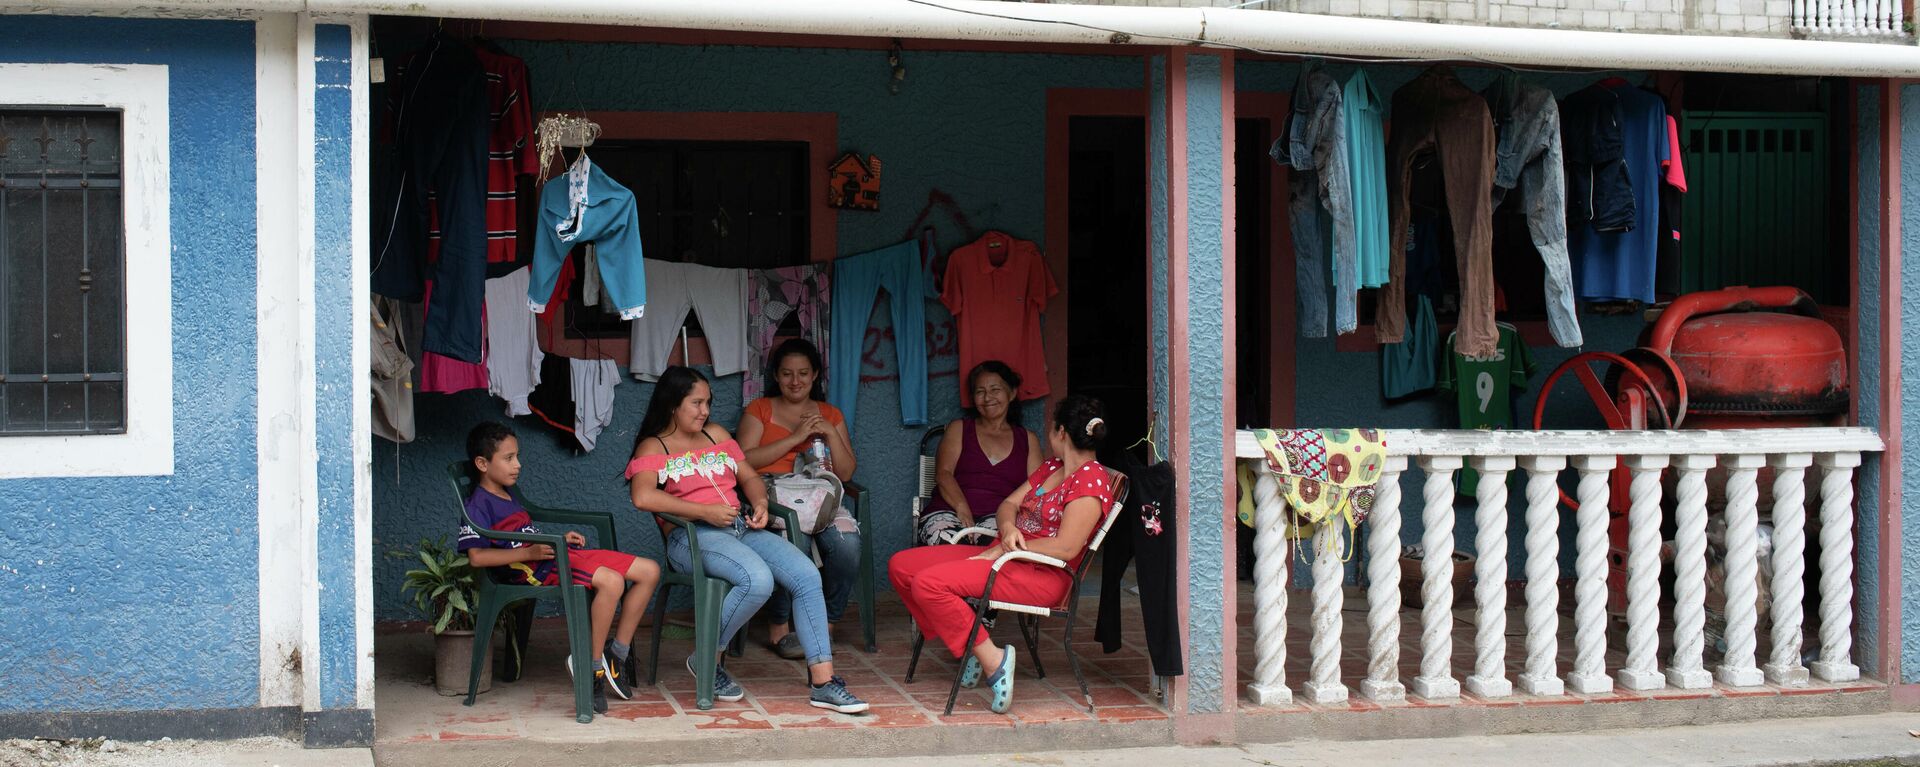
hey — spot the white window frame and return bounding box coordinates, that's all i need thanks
[0,64,172,478]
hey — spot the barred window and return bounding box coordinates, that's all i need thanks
[0,108,125,436]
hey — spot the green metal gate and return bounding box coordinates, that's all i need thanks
[1676,111,1835,304]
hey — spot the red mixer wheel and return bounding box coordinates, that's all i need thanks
[1530,351,1672,511]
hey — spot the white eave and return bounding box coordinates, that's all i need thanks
[6,0,1920,77]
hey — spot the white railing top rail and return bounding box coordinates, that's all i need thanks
[1233,427,1884,460]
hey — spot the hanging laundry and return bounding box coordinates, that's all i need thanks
[371,35,490,364]
[1564,80,1669,304]
[526,154,647,322]
[1271,61,1360,336]
[485,267,543,417]
[1248,428,1388,553]
[743,263,832,403]
[941,230,1057,406]
[1343,69,1391,290]
[829,240,928,427]
[580,243,603,307]
[1096,449,1184,678]
[570,358,621,452]
[1380,294,1439,399]
[627,260,750,381]
[1438,322,1536,494]
[1377,66,1500,360]
[371,296,416,444]
[472,44,540,273]
[418,280,489,394]
[523,353,578,439]
[1655,109,1689,281]
[1484,74,1582,348]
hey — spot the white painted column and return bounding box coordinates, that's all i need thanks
[1413,455,1462,701]
[1248,469,1294,705]
[1566,455,1615,695]
[1466,456,1515,698]
[1305,523,1348,704]
[1716,454,1766,688]
[1764,453,1813,687]
[1618,454,1669,691]
[1810,452,1861,682]
[1517,455,1566,696]
[1362,456,1407,702]
[1666,453,1715,690]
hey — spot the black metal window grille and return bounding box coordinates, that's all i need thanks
[0,108,126,436]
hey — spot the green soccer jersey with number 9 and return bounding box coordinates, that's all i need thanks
[1438,323,1536,494]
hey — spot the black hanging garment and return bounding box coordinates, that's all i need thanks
[1096,449,1184,677]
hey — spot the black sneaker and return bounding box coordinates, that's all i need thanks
[602,643,632,701]
[591,669,609,715]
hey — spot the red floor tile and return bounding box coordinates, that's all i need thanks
[689,710,774,730]
[863,706,937,728]
[1095,705,1169,722]
[1082,686,1149,707]
[1010,700,1096,725]
[602,702,678,720]
[666,690,754,711]
[935,712,1016,727]
[436,732,516,741]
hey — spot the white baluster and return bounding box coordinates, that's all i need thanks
[1891,0,1904,39]
[1467,456,1516,698]
[1822,0,1838,32]
[1306,523,1349,704]
[1792,0,1806,28]
[1413,455,1463,701]
[1811,452,1861,683]
[1363,456,1408,703]
[1871,0,1887,33]
[1716,454,1766,688]
[1518,456,1567,696]
[1666,454,1715,690]
[1249,469,1294,705]
[1765,453,1813,687]
[1618,455,1668,691]
[1566,456,1616,695]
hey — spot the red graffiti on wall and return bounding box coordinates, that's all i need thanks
[858,302,959,383]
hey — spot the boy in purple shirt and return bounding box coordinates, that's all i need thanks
[458,421,660,715]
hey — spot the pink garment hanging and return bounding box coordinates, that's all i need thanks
[419,279,489,394]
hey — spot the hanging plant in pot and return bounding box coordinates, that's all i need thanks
[398,537,492,697]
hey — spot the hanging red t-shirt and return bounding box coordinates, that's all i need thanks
[941,231,1057,407]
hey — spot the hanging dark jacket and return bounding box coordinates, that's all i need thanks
[1096,448,1183,677]
[1560,84,1637,233]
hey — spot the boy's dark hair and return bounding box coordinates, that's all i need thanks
[964,360,1024,421]
[1052,394,1108,452]
[465,421,516,488]
[763,338,827,402]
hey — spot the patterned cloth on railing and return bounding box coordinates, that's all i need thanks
[1244,428,1388,552]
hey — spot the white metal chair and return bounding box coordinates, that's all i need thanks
[904,469,1131,714]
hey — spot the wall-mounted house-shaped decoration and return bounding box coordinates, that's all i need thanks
[828,151,881,211]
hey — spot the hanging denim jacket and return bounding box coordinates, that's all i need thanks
[526,156,648,321]
[1560,84,1636,233]
[1271,60,1360,337]
[1485,74,1582,347]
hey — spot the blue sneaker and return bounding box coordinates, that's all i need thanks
[809,675,870,714]
[986,645,1016,714]
[958,654,983,689]
[687,656,746,702]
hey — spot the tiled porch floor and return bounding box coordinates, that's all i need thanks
[375,587,1168,744]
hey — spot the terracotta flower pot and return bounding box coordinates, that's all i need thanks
[433,629,493,697]
[1399,551,1475,609]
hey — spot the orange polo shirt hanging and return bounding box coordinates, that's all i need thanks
[941,230,1058,407]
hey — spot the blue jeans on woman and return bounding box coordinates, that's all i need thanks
[664,524,834,666]
[766,527,861,628]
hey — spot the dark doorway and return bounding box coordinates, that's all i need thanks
[1066,116,1149,448]
[1234,116,1275,429]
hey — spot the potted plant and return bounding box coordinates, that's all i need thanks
[1398,544,1475,609]
[398,536,491,697]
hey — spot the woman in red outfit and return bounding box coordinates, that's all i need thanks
[887,394,1114,714]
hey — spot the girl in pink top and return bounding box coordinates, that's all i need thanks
[625,366,869,714]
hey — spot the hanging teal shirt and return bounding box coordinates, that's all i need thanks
[1343,70,1390,289]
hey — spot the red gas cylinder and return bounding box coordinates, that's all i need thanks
[1647,286,1848,429]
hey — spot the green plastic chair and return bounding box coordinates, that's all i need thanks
[644,501,805,711]
[843,482,878,653]
[445,462,617,724]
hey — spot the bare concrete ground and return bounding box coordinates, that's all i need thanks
[0,737,372,767]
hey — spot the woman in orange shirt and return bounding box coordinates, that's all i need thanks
[737,338,861,660]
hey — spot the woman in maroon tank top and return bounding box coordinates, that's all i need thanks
[917,361,1043,546]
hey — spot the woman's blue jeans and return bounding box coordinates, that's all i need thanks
[665,524,834,666]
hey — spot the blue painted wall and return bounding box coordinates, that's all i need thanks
[372,39,1142,620]
[0,17,261,713]
[312,24,361,710]
[1854,83,1887,680]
